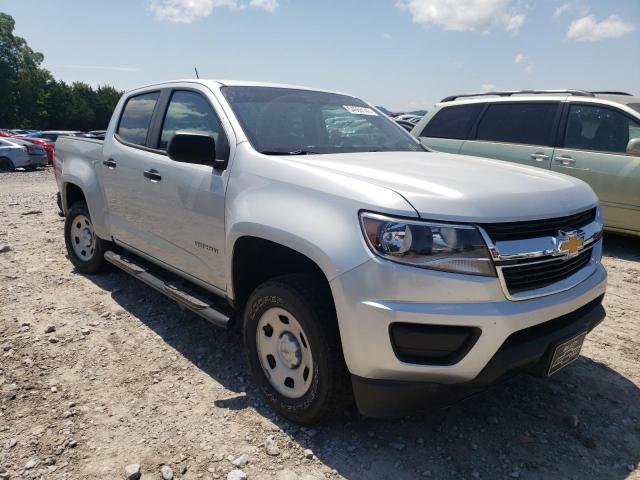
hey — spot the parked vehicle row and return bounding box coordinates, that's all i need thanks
[412,90,640,236]
[0,129,108,171]
[55,79,607,424]
[0,137,48,171]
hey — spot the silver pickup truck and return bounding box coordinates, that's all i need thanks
[55,79,607,424]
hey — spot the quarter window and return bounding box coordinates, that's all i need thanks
[159,90,229,160]
[476,103,559,146]
[564,104,640,154]
[117,91,160,146]
[420,103,484,140]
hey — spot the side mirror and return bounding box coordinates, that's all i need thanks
[627,138,640,157]
[168,131,226,168]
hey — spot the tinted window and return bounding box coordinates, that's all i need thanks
[476,103,558,146]
[117,91,160,146]
[221,86,424,155]
[420,103,484,140]
[565,104,640,154]
[159,90,229,159]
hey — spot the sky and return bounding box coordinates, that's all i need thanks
[2,0,639,111]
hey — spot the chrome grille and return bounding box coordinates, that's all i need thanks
[478,207,603,300]
[500,249,592,295]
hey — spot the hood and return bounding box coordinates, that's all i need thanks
[294,151,598,222]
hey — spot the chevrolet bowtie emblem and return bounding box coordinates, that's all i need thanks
[557,231,585,256]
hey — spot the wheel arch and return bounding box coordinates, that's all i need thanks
[61,177,109,239]
[229,232,334,311]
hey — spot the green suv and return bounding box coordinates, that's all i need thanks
[412,90,640,236]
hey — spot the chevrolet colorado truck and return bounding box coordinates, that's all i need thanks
[55,80,607,424]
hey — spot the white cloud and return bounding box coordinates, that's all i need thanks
[481,83,497,92]
[249,0,278,12]
[514,53,527,63]
[396,0,526,34]
[523,64,534,74]
[567,14,635,42]
[147,0,278,22]
[552,1,589,20]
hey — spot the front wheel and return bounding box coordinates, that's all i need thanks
[64,201,111,273]
[243,274,352,425]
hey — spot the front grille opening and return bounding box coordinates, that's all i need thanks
[480,208,596,242]
[389,323,481,365]
[501,249,592,295]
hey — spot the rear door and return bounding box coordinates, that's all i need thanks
[551,103,640,232]
[460,101,561,169]
[415,103,485,153]
[101,90,162,249]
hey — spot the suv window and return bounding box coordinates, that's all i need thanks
[159,90,229,160]
[476,102,558,146]
[565,104,640,154]
[117,91,160,146]
[420,103,484,140]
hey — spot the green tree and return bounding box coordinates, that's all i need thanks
[1,12,122,131]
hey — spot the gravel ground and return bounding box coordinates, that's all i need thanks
[1,169,639,480]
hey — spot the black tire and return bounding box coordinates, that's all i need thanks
[243,274,352,425]
[64,201,111,274]
[0,157,15,172]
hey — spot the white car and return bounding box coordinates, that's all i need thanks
[0,137,48,171]
[54,79,607,424]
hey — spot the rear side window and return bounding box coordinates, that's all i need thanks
[420,103,484,140]
[476,103,558,146]
[158,90,229,159]
[564,104,640,154]
[117,91,160,146]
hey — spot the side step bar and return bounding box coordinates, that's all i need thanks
[104,251,230,328]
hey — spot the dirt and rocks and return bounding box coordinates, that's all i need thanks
[1,169,639,479]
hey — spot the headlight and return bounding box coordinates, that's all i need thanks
[360,212,495,276]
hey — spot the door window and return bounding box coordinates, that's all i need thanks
[476,102,558,146]
[159,90,229,160]
[420,103,484,140]
[564,104,640,154]
[117,91,160,146]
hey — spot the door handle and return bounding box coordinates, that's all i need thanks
[530,152,549,162]
[143,169,162,182]
[555,156,576,166]
[102,159,117,169]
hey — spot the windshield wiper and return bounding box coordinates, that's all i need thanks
[259,149,318,155]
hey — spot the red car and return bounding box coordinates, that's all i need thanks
[13,136,55,165]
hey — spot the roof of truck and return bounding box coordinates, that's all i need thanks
[127,79,354,98]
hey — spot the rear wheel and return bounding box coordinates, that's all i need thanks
[64,202,111,273]
[243,274,352,425]
[0,157,15,172]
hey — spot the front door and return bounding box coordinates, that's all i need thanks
[460,101,560,169]
[133,88,233,289]
[551,103,640,233]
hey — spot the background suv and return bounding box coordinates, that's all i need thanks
[412,90,640,237]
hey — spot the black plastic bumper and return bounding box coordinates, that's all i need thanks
[352,295,606,418]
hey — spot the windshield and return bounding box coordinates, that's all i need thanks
[221,86,425,155]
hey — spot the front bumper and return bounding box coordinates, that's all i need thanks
[351,294,605,417]
[329,248,607,415]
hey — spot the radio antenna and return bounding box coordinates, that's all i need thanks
[194,67,200,79]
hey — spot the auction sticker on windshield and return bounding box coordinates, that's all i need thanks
[343,106,378,116]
